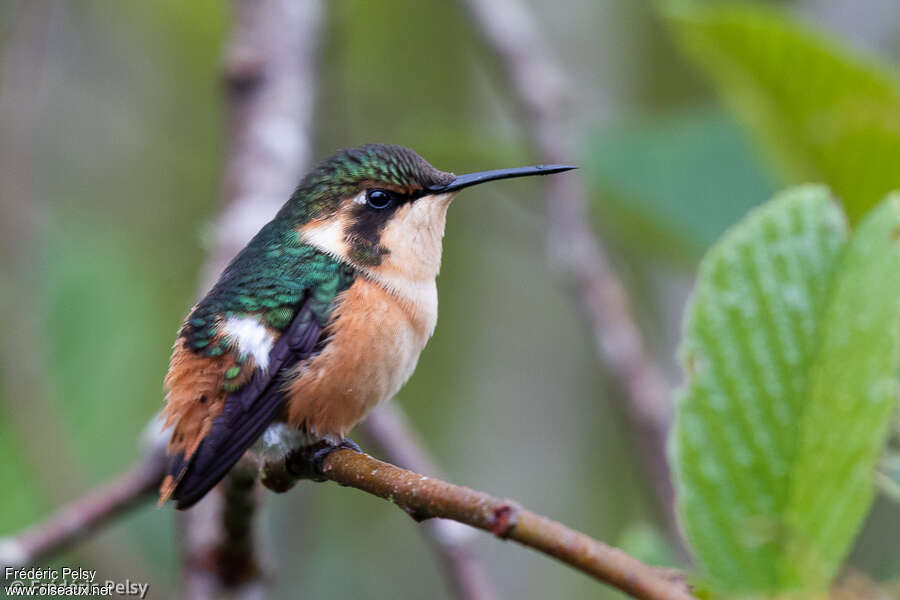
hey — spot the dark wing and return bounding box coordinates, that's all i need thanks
[167,300,324,509]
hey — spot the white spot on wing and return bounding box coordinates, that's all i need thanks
[222,316,275,371]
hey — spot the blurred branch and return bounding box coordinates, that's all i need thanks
[0,427,167,570]
[459,0,680,544]
[179,0,326,597]
[178,460,266,599]
[261,447,695,600]
[202,0,321,286]
[362,405,495,600]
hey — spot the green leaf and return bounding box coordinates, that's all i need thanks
[662,2,900,224]
[783,192,900,588]
[673,188,900,595]
[673,185,846,593]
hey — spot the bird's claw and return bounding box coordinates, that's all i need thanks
[309,437,361,479]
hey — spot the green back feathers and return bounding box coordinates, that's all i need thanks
[182,220,354,356]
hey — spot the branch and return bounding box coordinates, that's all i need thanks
[0,418,694,599]
[0,425,168,570]
[459,0,679,543]
[177,460,266,599]
[260,447,695,600]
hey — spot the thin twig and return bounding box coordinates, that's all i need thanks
[362,405,495,600]
[459,0,679,543]
[260,448,695,600]
[0,428,168,570]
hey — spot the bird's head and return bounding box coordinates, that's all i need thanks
[291,143,573,281]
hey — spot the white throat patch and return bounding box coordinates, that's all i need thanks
[222,316,275,371]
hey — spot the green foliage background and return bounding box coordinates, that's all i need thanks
[0,0,898,598]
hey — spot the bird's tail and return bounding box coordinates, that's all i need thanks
[159,389,286,509]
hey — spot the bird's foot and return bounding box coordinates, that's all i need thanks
[286,437,361,481]
[311,437,361,475]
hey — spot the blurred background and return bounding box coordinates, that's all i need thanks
[0,0,898,598]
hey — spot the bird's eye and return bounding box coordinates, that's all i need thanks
[366,189,394,210]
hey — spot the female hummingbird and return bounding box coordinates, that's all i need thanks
[159,143,573,508]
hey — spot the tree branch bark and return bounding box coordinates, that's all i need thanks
[459,0,680,544]
[0,425,168,570]
[2,427,694,600]
[260,447,695,600]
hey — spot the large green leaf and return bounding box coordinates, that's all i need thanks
[663,3,900,224]
[673,185,846,593]
[673,187,900,595]
[783,192,900,588]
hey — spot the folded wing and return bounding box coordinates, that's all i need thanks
[163,300,325,509]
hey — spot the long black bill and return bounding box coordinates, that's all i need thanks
[426,164,576,193]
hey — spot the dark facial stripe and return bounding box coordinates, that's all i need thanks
[344,191,413,266]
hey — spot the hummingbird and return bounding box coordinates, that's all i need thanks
[159,143,574,509]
